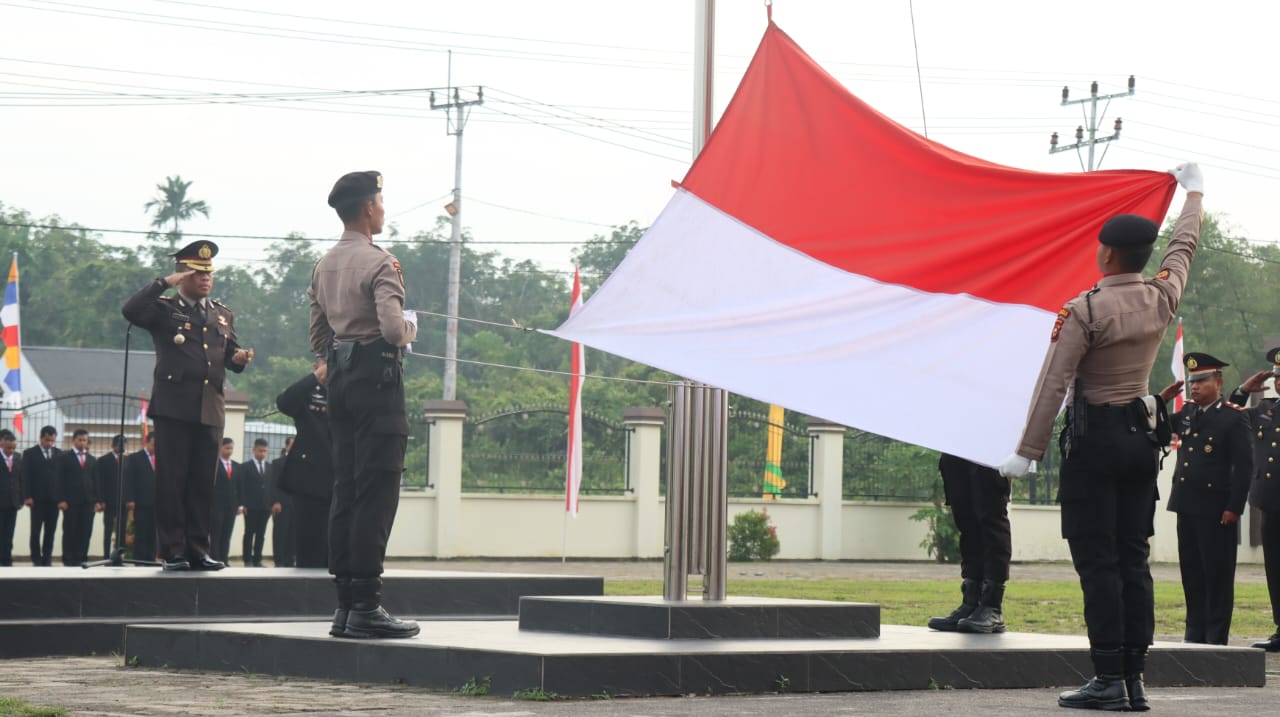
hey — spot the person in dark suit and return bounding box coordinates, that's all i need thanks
[124,432,158,562]
[93,434,124,559]
[53,428,99,566]
[1231,343,1280,651]
[276,370,334,569]
[236,438,272,567]
[121,240,252,572]
[1166,352,1253,645]
[22,426,59,566]
[268,437,296,567]
[210,437,238,564]
[0,429,22,566]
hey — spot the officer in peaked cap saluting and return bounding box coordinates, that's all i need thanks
[308,171,419,639]
[122,240,253,571]
[1229,340,1280,650]
[1165,352,1252,645]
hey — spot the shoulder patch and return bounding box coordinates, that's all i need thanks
[1155,269,1171,280]
[1226,401,1247,411]
[1050,307,1070,342]
[392,259,405,287]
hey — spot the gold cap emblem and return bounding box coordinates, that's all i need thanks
[198,243,212,259]
[1187,357,1198,370]
[376,174,383,189]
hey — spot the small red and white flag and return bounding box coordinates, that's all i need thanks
[136,393,150,442]
[1170,319,1185,413]
[565,266,585,516]
[549,22,1177,467]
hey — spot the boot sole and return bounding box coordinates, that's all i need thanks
[1057,697,1128,710]
[341,628,420,639]
[955,623,1007,634]
[927,621,959,631]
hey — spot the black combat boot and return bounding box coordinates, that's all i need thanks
[330,576,352,637]
[343,577,421,639]
[1058,647,1128,711]
[957,579,1006,633]
[928,578,981,632]
[1123,647,1149,712]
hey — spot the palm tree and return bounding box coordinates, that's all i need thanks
[144,176,211,251]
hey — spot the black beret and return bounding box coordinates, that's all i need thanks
[327,171,382,208]
[1098,214,1158,247]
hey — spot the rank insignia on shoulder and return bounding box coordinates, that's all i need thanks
[1155,269,1171,280]
[1050,307,1070,342]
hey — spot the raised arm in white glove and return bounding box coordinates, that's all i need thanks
[1169,162,1204,194]
[998,453,1037,478]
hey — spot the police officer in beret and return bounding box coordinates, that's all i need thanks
[122,241,253,571]
[1229,342,1280,650]
[1165,352,1252,645]
[927,454,1011,634]
[999,162,1204,711]
[308,171,418,639]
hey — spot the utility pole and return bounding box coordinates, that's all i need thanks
[429,57,483,401]
[1049,76,1134,171]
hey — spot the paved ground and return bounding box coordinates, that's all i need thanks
[2,560,1277,716]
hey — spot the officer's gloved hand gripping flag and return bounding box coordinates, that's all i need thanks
[548,21,1176,468]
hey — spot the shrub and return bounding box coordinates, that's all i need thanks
[728,509,781,561]
[909,479,961,563]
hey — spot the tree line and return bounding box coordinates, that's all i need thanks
[0,190,1273,500]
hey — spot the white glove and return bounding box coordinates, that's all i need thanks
[401,310,418,354]
[998,453,1034,478]
[1169,162,1204,194]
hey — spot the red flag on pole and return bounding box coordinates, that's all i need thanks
[565,266,585,516]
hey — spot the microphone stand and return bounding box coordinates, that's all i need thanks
[84,323,160,569]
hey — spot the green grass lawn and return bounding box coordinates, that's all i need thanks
[605,579,1277,639]
[0,697,67,717]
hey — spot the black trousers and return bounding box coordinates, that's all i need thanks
[152,417,220,560]
[939,454,1012,582]
[1059,403,1158,651]
[132,505,157,562]
[0,508,16,566]
[327,345,408,578]
[101,505,117,559]
[1263,510,1280,629]
[272,506,296,567]
[209,506,236,563]
[293,494,329,568]
[28,500,58,566]
[1176,513,1238,644]
[61,503,95,566]
[241,509,269,565]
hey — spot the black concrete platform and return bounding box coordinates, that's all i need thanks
[518,595,879,639]
[0,567,602,657]
[123,620,1266,697]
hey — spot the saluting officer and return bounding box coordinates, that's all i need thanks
[275,368,334,569]
[1166,352,1252,644]
[1229,342,1280,651]
[122,241,252,571]
[308,171,418,639]
[999,163,1204,712]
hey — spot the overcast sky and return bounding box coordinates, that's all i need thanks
[1,0,1275,282]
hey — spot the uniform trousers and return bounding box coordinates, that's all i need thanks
[272,505,296,567]
[28,500,58,566]
[939,455,1012,582]
[152,417,220,560]
[326,345,407,579]
[1059,403,1158,651]
[241,509,269,565]
[0,508,17,565]
[100,505,117,558]
[132,505,157,562]
[61,503,95,566]
[1263,510,1280,628]
[293,495,329,568]
[1176,513,1238,644]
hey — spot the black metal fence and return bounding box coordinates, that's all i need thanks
[6,393,150,452]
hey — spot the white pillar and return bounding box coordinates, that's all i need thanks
[625,407,665,558]
[425,400,466,558]
[809,417,846,560]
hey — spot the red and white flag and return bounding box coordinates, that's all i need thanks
[565,266,585,516]
[1170,319,1185,413]
[137,393,150,442]
[549,22,1177,467]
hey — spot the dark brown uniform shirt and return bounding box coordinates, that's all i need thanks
[1016,195,1203,460]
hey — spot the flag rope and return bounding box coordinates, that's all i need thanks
[405,350,671,386]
